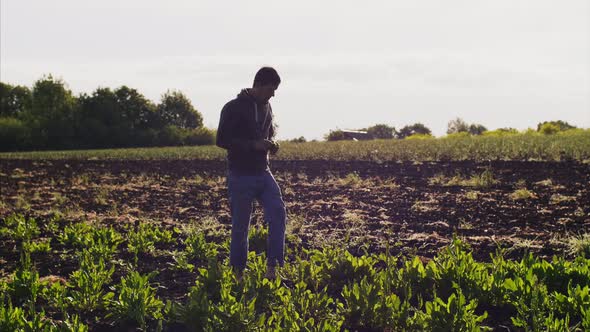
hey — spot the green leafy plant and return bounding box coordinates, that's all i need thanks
[276,281,344,330]
[60,314,89,332]
[504,271,551,331]
[240,253,282,314]
[582,306,590,330]
[318,247,377,294]
[86,226,123,261]
[69,250,115,312]
[172,282,210,331]
[431,238,490,301]
[183,230,218,262]
[41,278,68,315]
[127,222,174,263]
[0,213,40,242]
[343,275,407,330]
[7,251,41,307]
[171,251,195,272]
[248,225,268,254]
[23,238,51,254]
[58,222,93,247]
[0,299,54,331]
[422,290,489,331]
[108,271,164,330]
[208,278,262,332]
[395,255,432,304]
[0,298,27,332]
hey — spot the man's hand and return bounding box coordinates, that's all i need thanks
[252,139,274,151]
[269,141,280,155]
[252,139,280,154]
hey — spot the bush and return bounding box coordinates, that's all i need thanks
[158,125,185,146]
[405,133,434,140]
[537,120,576,132]
[0,117,31,151]
[556,128,589,136]
[185,127,216,146]
[325,129,346,141]
[289,136,307,143]
[444,132,470,139]
[539,123,560,135]
[483,128,519,136]
[134,129,159,147]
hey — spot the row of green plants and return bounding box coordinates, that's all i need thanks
[1,129,589,161]
[1,213,590,331]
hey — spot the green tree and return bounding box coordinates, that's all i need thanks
[157,90,203,129]
[289,136,307,143]
[447,117,469,135]
[77,88,122,148]
[114,86,158,146]
[497,127,518,133]
[0,82,32,118]
[536,120,576,132]
[115,86,158,132]
[78,86,158,148]
[468,124,487,135]
[366,124,396,139]
[0,77,214,150]
[29,75,77,149]
[398,123,432,139]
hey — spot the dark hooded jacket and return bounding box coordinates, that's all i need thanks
[216,89,275,174]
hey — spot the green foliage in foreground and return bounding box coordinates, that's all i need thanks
[1,129,589,161]
[2,214,590,330]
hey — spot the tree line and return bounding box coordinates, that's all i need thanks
[323,118,579,141]
[323,123,431,141]
[1,76,582,150]
[0,76,215,151]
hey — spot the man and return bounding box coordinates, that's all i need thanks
[216,67,286,280]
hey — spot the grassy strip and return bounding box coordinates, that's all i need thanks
[1,130,589,161]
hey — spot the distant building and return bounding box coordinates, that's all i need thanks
[341,130,373,141]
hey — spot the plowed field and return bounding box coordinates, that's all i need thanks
[2,159,589,262]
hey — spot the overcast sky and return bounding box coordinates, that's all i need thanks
[1,0,589,139]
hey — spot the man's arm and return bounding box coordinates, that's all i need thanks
[267,115,279,155]
[216,103,253,151]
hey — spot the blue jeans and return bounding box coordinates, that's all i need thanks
[227,170,286,271]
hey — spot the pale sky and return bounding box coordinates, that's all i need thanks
[1,0,589,139]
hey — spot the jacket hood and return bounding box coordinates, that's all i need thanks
[237,88,270,105]
[237,88,255,101]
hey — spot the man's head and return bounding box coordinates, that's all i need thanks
[251,67,280,103]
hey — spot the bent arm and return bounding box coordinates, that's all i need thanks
[216,103,253,151]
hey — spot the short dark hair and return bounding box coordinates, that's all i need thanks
[253,67,281,87]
